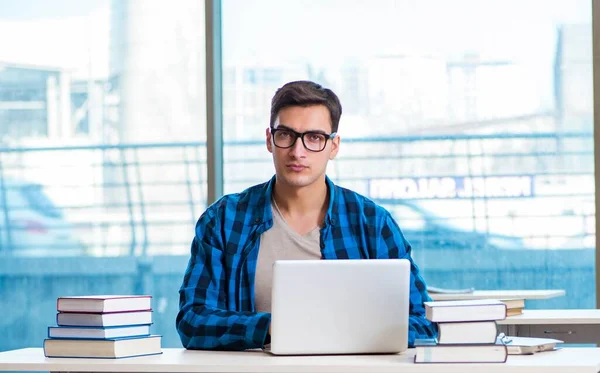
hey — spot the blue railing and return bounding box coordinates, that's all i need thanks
[0,131,593,257]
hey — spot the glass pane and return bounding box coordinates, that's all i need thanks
[222,0,594,311]
[0,0,206,351]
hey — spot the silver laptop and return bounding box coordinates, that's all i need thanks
[265,259,410,355]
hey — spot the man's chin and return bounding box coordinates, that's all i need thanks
[278,174,315,188]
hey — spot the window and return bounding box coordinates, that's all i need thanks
[0,0,595,354]
[222,0,594,311]
[0,0,206,351]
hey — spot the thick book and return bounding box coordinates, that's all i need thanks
[57,295,152,313]
[57,310,152,327]
[48,324,151,339]
[424,299,507,322]
[414,339,508,363]
[437,321,498,344]
[44,335,162,359]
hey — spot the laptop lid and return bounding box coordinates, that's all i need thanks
[268,259,410,355]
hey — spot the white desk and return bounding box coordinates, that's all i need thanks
[498,309,600,345]
[1,347,600,373]
[429,289,566,301]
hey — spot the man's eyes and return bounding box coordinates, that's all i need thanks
[277,130,323,140]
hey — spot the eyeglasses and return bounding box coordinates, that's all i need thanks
[270,127,337,152]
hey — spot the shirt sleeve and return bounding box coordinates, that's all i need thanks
[176,207,271,350]
[377,213,438,347]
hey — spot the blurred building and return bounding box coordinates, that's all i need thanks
[0,62,71,143]
[109,0,206,143]
[0,61,110,145]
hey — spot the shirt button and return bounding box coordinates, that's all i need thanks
[254,218,261,224]
[320,243,325,249]
[331,218,336,225]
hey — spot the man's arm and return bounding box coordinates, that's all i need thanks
[377,213,438,347]
[176,208,271,350]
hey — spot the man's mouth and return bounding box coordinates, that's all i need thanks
[286,164,307,172]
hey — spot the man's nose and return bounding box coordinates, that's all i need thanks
[289,136,307,157]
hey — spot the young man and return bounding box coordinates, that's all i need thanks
[176,80,437,351]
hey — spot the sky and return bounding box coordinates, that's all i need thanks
[221,0,591,62]
[0,0,109,79]
[0,0,591,79]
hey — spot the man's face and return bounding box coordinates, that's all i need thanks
[266,105,340,189]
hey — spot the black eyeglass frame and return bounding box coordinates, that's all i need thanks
[270,127,338,152]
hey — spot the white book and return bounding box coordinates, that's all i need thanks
[48,324,151,339]
[497,335,564,355]
[414,341,508,363]
[57,295,152,313]
[437,321,498,344]
[424,299,507,322]
[57,311,152,327]
[44,335,162,359]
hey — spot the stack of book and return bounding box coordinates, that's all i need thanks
[44,295,162,359]
[415,299,508,363]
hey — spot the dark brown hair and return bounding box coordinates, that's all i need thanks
[270,80,342,133]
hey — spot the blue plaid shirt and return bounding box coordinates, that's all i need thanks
[177,176,437,351]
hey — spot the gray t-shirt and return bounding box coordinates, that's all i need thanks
[254,200,322,313]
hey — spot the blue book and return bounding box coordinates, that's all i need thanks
[48,324,151,339]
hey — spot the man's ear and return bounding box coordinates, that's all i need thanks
[329,135,340,160]
[266,127,273,153]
